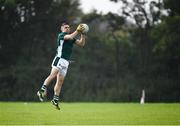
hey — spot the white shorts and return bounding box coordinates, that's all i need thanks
[51,57,69,77]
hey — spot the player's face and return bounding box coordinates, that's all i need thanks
[61,25,70,33]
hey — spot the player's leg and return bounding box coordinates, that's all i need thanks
[54,72,64,96]
[51,72,65,110]
[43,67,59,87]
[37,67,59,101]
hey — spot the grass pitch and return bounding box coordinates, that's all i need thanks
[0,102,180,125]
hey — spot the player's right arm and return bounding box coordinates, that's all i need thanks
[64,31,78,40]
[64,24,85,40]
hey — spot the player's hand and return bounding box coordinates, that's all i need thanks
[81,32,87,36]
[76,24,85,33]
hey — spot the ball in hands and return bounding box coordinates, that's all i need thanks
[81,24,89,33]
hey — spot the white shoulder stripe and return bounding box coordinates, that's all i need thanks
[56,40,64,57]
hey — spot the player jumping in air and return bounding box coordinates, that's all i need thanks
[37,22,86,110]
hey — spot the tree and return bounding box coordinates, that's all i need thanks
[109,0,166,74]
[0,0,83,101]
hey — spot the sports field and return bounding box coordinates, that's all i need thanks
[0,102,180,125]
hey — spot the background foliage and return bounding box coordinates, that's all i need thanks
[0,0,180,102]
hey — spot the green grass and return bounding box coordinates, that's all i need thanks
[0,102,180,125]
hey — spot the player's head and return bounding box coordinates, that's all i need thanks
[61,22,70,33]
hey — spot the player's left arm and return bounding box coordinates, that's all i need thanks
[75,34,86,47]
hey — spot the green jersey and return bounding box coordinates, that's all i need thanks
[56,32,76,60]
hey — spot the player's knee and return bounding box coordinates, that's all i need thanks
[59,75,65,82]
[49,73,57,79]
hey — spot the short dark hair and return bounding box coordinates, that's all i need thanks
[61,22,69,26]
